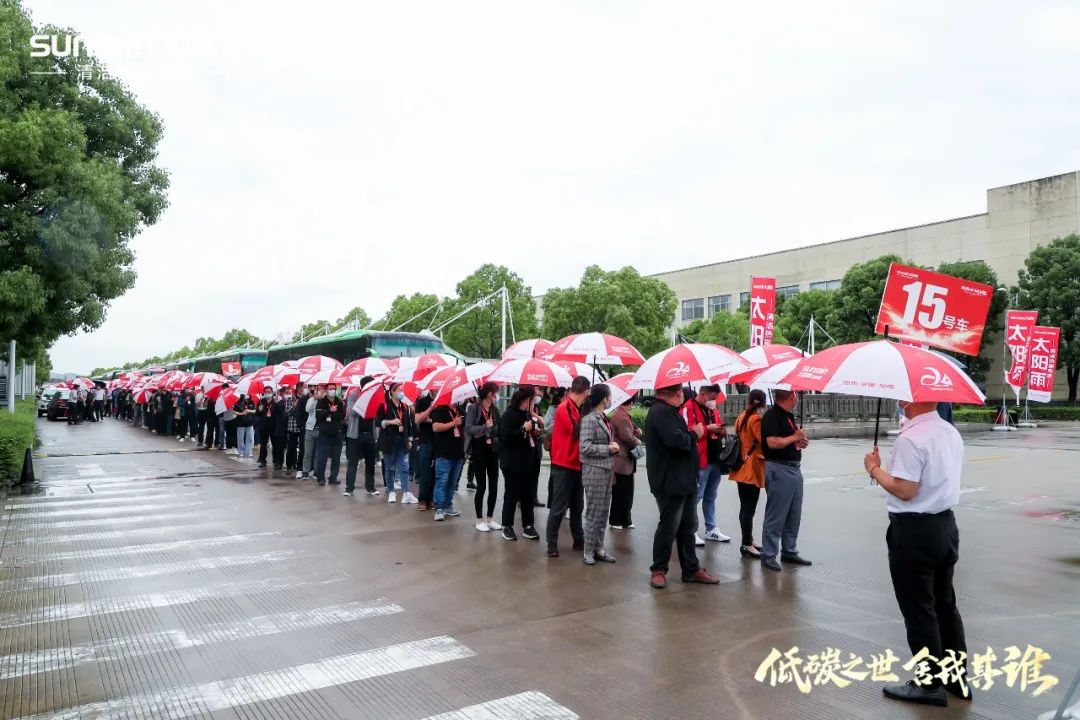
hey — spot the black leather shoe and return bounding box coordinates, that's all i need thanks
[945,683,973,701]
[781,553,812,566]
[761,557,782,572]
[883,681,947,707]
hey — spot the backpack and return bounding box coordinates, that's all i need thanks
[717,412,755,473]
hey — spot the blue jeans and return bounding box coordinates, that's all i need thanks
[217,416,226,448]
[697,464,722,533]
[237,425,254,458]
[434,457,464,510]
[383,438,409,493]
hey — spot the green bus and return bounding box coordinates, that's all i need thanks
[266,330,446,365]
[191,348,268,377]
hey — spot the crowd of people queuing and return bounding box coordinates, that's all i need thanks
[97,373,807,576]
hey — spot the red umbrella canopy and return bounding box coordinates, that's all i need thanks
[340,357,396,381]
[597,372,638,408]
[432,367,481,406]
[294,355,344,381]
[728,344,805,384]
[485,358,575,389]
[71,377,95,390]
[779,341,985,404]
[392,353,457,382]
[502,338,554,361]
[231,373,274,398]
[351,379,419,419]
[628,344,751,390]
[546,333,645,366]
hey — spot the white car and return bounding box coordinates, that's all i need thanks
[37,385,59,417]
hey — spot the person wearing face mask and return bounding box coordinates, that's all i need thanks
[465,382,502,533]
[285,383,305,473]
[267,388,289,470]
[314,384,346,486]
[233,393,256,460]
[545,376,590,558]
[529,387,546,509]
[681,383,732,546]
[344,376,380,497]
[647,384,720,590]
[498,387,541,541]
[411,383,437,508]
[863,400,969,707]
[298,386,321,480]
[577,383,620,565]
[184,390,198,442]
[376,383,417,503]
[256,388,277,469]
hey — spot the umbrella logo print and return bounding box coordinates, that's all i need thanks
[664,361,691,379]
[920,366,954,389]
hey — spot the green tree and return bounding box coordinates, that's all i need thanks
[1018,234,1080,402]
[827,255,904,344]
[775,290,838,351]
[291,320,331,344]
[0,3,169,358]
[443,265,538,359]
[334,306,371,330]
[541,266,677,359]
[682,308,789,350]
[376,293,442,332]
[936,260,1006,385]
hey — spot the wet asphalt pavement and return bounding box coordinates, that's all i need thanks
[0,416,1077,719]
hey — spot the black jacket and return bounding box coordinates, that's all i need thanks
[315,396,346,438]
[645,400,698,497]
[376,400,414,452]
[292,392,310,428]
[498,406,535,470]
[258,397,288,436]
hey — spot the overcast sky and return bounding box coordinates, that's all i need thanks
[27,0,1080,373]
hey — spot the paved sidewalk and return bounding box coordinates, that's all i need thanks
[1,417,1077,719]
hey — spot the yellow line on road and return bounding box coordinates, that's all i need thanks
[967,455,1009,464]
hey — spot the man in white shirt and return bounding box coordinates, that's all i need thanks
[864,400,969,708]
[92,386,106,421]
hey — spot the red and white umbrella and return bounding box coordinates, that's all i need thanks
[745,358,801,392]
[185,372,229,392]
[432,368,485,406]
[502,338,554,361]
[598,372,637,409]
[71,377,95,390]
[351,379,419,419]
[416,363,496,392]
[485,358,576,389]
[163,373,190,392]
[546,333,645,366]
[779,341,986,404]
[231,373,274,398]
[340,357,396,381]
[250,364,288,381]
[552,360,597,381]
[392,353,457,382]
[205,382,231,401]
[215,391,240,415]
[627,344,752,390]
[728,344,805,384]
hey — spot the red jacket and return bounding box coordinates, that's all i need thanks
[681,398,723,469]
[550,399,582,470]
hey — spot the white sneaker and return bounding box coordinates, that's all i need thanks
[295,471,303,479]
[387,493,396,503]
[485,520,502,531]
[366,489,380,496]
[694,533,706,547]
[475,521,490,532]
[704,528,731,543]
[178,437,184,442]
[403,492,419,505]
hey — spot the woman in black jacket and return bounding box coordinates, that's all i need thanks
[498,387,542,542]
[376,383,417,504]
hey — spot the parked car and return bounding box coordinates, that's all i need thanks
[45,389,71,421]
[36,386,59,417]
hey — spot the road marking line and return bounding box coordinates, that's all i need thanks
[7,493,199,510]
[0,550,296,591]
[4,501,204,519]
[4,511,206,532]
[423,692,580,719]
[0,574,347,628]
[25,636,474,720]
[75,463,104,477]
[4,532,280,564]
[7,522,227,545]
[968,455,1009,464]
[0,597,404,681]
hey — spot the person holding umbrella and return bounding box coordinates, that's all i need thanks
[759,389,812,572]
[465,382,502,533]
[498,387,541,541]
[233,393,256,460]
[377,382,417,503]
[863,401,969,706]
[314,383,346,486]
[609,396,641,530]
[729,389,767,558]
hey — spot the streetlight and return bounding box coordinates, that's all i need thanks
[992,286,1016,431]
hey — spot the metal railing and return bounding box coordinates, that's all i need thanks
[717,393,898,424]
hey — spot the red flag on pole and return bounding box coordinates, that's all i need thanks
[1026,326,1060,403]
[1005,309,1039,399]
[749,277,776,348]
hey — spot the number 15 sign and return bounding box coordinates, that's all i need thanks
[875,263,994,356]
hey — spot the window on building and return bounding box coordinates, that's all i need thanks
[809,279,842,291]
[681,298,705,321]
[777,284,800,299]
[708,294,731,316]
[739,291,750,308]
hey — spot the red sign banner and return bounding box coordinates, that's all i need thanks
[221,361,241,376]
[1025,325,1059,403]
[875,263,994,356]
[1004,310,1039,398]
[748,276,776,348]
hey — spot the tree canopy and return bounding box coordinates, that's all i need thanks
[1018,234,1080,402]
[542,266,677,359]
[375,293,442,333]
[682,307,790,349]
[826,254,903,344]
[774,290,838,351]
[443,264,538,359]
[0,2,169,360]
[936,259,1006,384]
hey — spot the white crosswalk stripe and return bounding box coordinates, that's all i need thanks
[423,692,580,719]
[4,532,280,565]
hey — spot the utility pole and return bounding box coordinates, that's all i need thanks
[809,315,816,355]
[500,285,508,356]
[7,340,15,413]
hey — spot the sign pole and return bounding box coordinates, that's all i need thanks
[873,327,888,446]
[993,293,1016,432]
